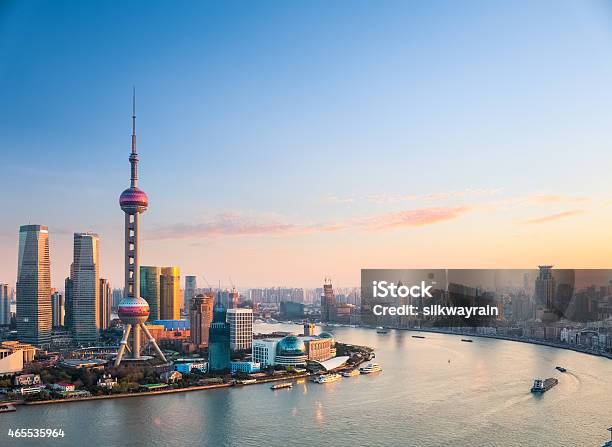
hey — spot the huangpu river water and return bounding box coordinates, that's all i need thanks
[2,323,612,447]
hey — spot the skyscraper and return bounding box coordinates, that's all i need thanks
[51,291,64,328]
[16,224,52,345]
[226,308,253,351]
[99,278,111,329]
[0,284,10,326]
[228,287,239,310]
[140,266,161,321]
[189,292,214,348]
[184,276,197,311]
[321,277,336,322]
[70,232,100,344]
[115,91,166,366]
[160,267,180,320]
[111,288,123,309]
[535,266,555,311]
[208,293,230,372]
[64,277,73,331]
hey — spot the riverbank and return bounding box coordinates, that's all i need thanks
[377,326,612,360]
[20,372,312,407]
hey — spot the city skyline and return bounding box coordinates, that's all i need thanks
[3,1,612,289]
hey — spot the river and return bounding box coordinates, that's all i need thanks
[2,323,612,447]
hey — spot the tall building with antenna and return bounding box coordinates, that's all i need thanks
[114,90,167,367]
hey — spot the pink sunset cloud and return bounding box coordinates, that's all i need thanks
[522,209,586,224]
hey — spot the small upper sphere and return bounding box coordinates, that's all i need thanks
[119,187,148,211]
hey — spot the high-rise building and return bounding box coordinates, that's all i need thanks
[321,277,336,322]
[140,266,161,321]
[0,284,10,326]
[99,278,111,329]
[226,308,253,351]
[64,277,73,331]
[51,291,64,328]
[16,224,52,345]
[535,266,555,311]
[189,292,214,348]
[160,267,180,320]
[111,288,123,309]
[114,91,166,366]
[208,294,230,372]
[184,276,197,311]
[228,287,240,310]
[70,232,100,344]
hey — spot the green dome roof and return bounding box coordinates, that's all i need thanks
[276,336,306,356]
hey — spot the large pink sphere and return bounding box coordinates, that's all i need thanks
[119,187,148,213]
[117,297,150,325]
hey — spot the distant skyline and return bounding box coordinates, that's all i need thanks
[2,1,612,289]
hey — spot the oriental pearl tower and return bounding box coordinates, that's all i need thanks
[114,90,167,367]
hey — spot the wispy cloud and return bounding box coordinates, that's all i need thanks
[325,188,500,205]
[147,212,345,240]
[522,209,585,225]
[357,206,471,229]
[527,194,588,204]
[147,206,471,241]
[366,188,500,204]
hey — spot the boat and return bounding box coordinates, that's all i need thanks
[530,377,558,393]
[412,335,426,339]
[555,366,567,373]
[236,379,257,385]
[341,369,359,377]
[376,327,389,334]
[312,373,342,384]
[271,382,293,390]
[0,404,16,413]
[461,339,473,343]
[359,363,382,374]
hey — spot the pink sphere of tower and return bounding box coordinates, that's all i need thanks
[117,297,150,325]
[119,186,148,213]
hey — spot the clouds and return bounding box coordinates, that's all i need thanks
[147,190,593,241]
[147,205,470,241]
[522,209,585,225]
[357,206,471,229]
[146,212,345,240]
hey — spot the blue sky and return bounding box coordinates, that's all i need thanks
[2,0,612,289]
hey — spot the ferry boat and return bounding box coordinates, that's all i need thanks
[461,339,473,343]
[530,377,558,393]
[340,369,359,377]
[376,327,389,334]
[555,366,567,373]
[236,379,257,385]
[312,373,342,384]
[359,363,382,374]
[271,382,293,390]
[0,404,16,413]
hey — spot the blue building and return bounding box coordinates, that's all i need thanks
[175,362,207,374]
[150,319,190,330]
[208,294,231,373]
[230,361,261,374]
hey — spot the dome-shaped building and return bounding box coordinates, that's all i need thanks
[318,331,336,347]
[275,335,308,367]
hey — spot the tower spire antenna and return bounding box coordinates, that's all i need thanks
[131,86,137,154]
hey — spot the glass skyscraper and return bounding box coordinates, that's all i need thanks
[208,293,231,372]
[140,266,161,321]
[70,232,100,344]
[16,224,52,345]
[160,266,180,320]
